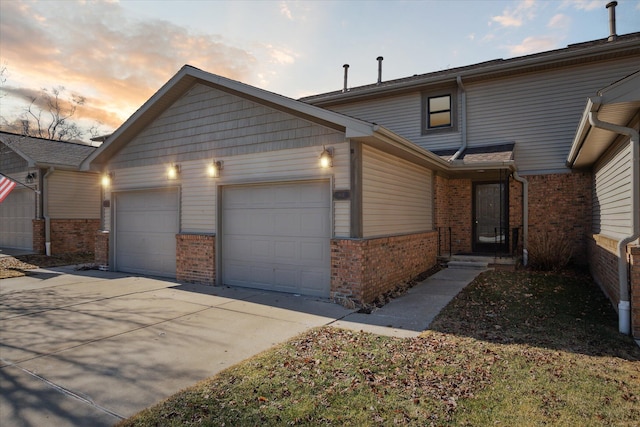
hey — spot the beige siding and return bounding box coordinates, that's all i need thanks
[48,171,100,219]
[362,145,432,237]
[106,142,351,236]
[109,83,346,169]
[593,138,632,239]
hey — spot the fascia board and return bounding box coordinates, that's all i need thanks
[567,97,600,168]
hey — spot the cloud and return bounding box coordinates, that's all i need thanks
[0,1,262,139]
[548,13,571,30]
[506,36,560,56]
[565,0,603,11]
[491,0,537,28]
[280,1,293,20]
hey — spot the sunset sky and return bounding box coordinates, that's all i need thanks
[1,0,639,142]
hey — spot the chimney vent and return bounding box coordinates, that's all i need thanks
[606,1,618,41]
[343,64,349,92]
[377,56,383,85]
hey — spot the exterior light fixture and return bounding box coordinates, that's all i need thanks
[167,164,181,180]
[207,160,223,178]
[101,172,113,188]
[319,146,334,168]
[25,172,37,184]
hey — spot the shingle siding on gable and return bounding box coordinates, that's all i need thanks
[108,83,346,169]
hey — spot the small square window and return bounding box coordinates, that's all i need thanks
[428,95,452,128]
[422,91,456,134]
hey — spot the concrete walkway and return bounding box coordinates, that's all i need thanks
[334,267,486,338]
[0,264,483,426]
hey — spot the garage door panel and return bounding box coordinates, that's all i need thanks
[115,189,178,278]
[0,189,35,250]
[222,181,330,297]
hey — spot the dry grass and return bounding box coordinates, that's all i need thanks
[118,269,640,426]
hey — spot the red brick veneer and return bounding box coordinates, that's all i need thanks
[630,246,640,339]
[176,233,215,285]
[330,231,437,305]
[95,230,109,267]
[50,219,100,255]
[32,219,45,254]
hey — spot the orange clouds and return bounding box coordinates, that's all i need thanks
[0,0,259,141]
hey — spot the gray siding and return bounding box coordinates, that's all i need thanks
[48,171,101,219]
[109,83,346,169]
[327,57,639,174]
[592,137,632,239]
[362,145,433,237]
[0,142,28,174]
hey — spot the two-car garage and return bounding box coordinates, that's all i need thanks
[112,181,331,297]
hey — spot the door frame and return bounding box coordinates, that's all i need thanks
[472,180,509,254]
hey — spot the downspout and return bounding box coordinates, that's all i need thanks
[449,76,467,162]
[43,167,55,256]
[512,170,529,265]
[588,111,639,335]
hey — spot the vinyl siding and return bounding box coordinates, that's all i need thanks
[362,145,432,237]
[592,138,632,239]
[106,143,351,236]
[108,83,346,169]
[0,142,28,173]
[48,170,100,219]
[326,57,639,174]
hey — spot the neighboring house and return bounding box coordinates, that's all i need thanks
[0,132,101,255]
[82,30,640,336]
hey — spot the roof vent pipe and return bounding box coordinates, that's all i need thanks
[343,64,349,92]
[376,56,383,85]
[606,1,618,41]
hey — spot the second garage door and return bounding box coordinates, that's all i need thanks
[0,188,35,250]
[221,181,330,297]
[114,188,179,278]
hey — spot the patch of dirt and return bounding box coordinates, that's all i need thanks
[0,252,95,279]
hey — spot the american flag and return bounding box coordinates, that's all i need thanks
[0,175,17,203]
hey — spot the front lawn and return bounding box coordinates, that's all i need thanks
[119,269,640,426]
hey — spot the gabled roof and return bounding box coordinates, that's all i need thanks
[0,131,97,169]
[567,70,640,168]
[82,65,396,170]
[302,32,640,106]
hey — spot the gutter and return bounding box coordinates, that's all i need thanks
[450,76,467,162]
[43,167,55,256]
[588,110,640,335]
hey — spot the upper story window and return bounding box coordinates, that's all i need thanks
[422,90,456,134]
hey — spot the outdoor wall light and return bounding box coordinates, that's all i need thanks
[207,160,223,178]
[167,164,181,180]
[319,146,334,168]
[101,172,113,188]
[25,172,37,184]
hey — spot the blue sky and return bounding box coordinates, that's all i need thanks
[1,0,639,140]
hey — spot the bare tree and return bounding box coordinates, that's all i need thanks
[22,86,86,141]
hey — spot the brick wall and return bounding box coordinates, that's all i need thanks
[32,219,45,254]
[331,231,437,305]
[447,179,472,254]
[49,219,100,255]
[509,176,523,254]
[630,246,640,339]
[527,172,592,264]
[434,175,450,255]
[95,231,109,267]
[176,233,215,285]
[588,234,621,304]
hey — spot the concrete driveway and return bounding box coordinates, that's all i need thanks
[0,266,354,427]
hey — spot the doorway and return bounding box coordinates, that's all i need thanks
[472,181,508,253]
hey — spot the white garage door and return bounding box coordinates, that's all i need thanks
[0,188,35,250]
[114,188,179,278]
[222,181,330,297]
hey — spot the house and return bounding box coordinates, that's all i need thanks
[0,132,101,255]
[82,30,639,336]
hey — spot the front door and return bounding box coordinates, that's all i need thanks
[473,182,508,253]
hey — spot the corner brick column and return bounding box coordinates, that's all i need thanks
[32,219,45,254]
[630,246,640,339]
[331,231,437,306]
[176,233,215,285]
[95,231,109,268]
